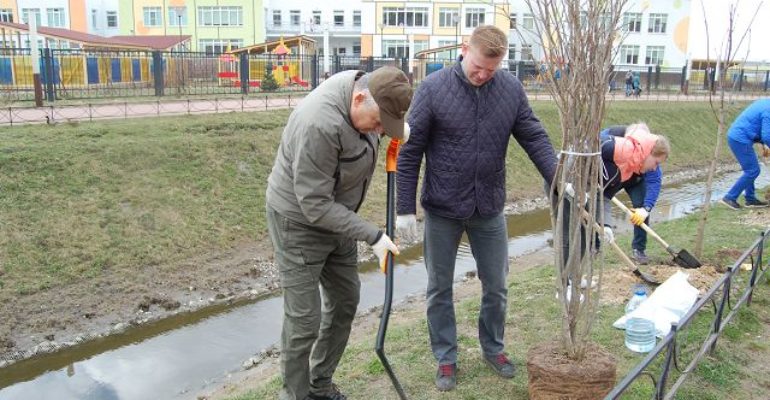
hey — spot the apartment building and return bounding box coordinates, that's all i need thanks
[0,0,117,35]
[360,0,509,59]
[264,0,362,57]
[117,0,264,53]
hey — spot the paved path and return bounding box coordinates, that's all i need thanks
[1,91,766,126]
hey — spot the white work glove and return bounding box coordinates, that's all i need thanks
[564,183,576,198]
[602,226,615,244]
[629,208,649,226]
[396,214,418,242]
[372,233,400,274]
[402,122,411,144]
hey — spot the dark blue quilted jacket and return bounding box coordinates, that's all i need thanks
[397,60,557,219]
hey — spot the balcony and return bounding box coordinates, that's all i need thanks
[266,23,361,37]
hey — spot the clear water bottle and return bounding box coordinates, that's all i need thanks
[625,284,648,314]
[625,317,656,352]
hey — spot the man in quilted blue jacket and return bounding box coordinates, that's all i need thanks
[395,25,557,391]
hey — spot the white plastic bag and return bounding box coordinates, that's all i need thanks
[613,271,699,337]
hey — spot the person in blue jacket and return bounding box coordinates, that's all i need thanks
[394,25,557,392]
[601,126,663,265]
[721,98,770,210]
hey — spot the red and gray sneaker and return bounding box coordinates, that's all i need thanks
[435,363,457,391]
[483,353,516,378]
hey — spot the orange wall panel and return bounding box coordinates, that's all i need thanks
[69,0,87,32]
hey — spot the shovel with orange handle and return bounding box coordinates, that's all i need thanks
[375,138,408,399]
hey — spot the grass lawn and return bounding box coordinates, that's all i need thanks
[0,101,745,297]
[229,198,770,400]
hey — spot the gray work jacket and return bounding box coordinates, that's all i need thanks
[266,70,381,244]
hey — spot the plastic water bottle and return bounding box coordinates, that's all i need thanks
[625,284,648,314]
[625,317,656,352]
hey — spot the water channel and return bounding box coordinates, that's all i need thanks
[1,171,767,400]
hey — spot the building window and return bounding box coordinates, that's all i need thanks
[648,13,667,33]
[383,39,409,58]
[645,45,665,65]
[382,7,428,28]
[198,38,243,54]
[334,10,344,27]
[509,13,517,29]
[169,7,187,27]
[91,9,98,29]
[352,43,361,55]
[46,8,65,28]
[198,6,243,27]
[21,8,42,27]
[414,40,429,55]
[522,13,534,30]
[143,7,162,27]
[272,10,281,27]
[106,11,118,28]
[620,44,640,64]
[622,12,641,33]
[465,8,485,28]
[508,44,517,60]
[0,9,13,23]
[290,10,300,26]
[521,44,533,60]
[353,10,361,27]
[312,10,321,25]
[335,47,346,55]
[439,8,459,28]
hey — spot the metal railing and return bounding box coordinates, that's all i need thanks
[2,48,769,104]
[605,229,769,399]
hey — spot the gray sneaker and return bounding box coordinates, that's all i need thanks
[483,353,516,379]
[632,249,650,265]
[435,363,457,391]
[745,198,770,208]
[720,198,741,210]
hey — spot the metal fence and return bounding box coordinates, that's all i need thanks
[1,47,769,103]
[605,229,769,399]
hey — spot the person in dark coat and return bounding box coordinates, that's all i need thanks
[395,25,557,391]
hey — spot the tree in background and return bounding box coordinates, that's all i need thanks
[693,0,761,258]
[261,62,280,92]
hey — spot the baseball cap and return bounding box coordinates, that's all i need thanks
[368,66,413,139]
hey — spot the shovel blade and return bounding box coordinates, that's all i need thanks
[633,268,660,286]
[673,248,702,269]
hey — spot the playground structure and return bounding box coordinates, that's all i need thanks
[222,36,316,89]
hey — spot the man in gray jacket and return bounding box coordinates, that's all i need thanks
[266,66,412,400]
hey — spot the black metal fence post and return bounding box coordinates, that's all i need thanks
[333,55,341,74]
[239,52,249,95]
[43,48,55,102]
[311,54,319,89]
[680,65,687,93]
[656,323,678,399]
[738,68,744,91]
[646,66,652,93]
[152,51,164,97]
[367,56,374,72]
[654,65,661,89]
[765,71,769,91]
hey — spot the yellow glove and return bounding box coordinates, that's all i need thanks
[629,208,649,226]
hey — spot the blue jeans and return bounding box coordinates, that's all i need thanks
[725,138,761,202]
[624,179,649,252]
[423,209,509,365]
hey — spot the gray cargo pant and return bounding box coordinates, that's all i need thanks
[266,207,361,400]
